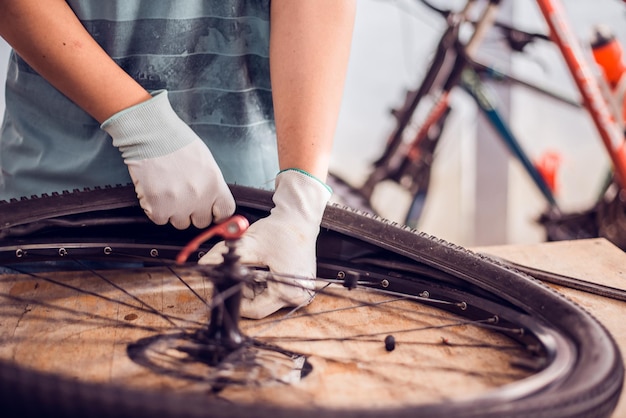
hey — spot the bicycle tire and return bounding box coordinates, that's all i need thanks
[0,185,623,418]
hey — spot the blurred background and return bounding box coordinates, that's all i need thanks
[331,0,626,247]
[1,0,626,247]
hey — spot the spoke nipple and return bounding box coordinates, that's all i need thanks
[342,271,359,290]
[457,301,467,311]
[384,335,396,352]
[104,246,112,255]
[15,249,24,258]
[381,279,390,288]
[150,249,159,258]
[419,291,430,298]
[58,248,68,257]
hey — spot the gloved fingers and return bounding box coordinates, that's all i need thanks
[172,184,235,229]
[240,280,315,319]
[198,237,265,267]
[198,241,227,265]
[211,191,237,224]
[139,204,169,226]
[134,184,202,230]
[190,212,212,230]
[240,272,313,299]
[241,292,288,320]
[241,282,257,300]
[198,233,317,319]
[141,195,211,230]
[189,179,234,228]
[169,213,193,230]
[133,191,171,226]
[189,195,219,230]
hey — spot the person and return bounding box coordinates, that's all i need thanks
[0,1,356,319]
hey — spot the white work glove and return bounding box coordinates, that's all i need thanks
[101,90,235,229]
[200,169,331,319]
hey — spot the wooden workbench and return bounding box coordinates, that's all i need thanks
[1,237,624,415]
[473,238,626,418]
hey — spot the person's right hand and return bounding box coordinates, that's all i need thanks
[199,169,332,319]
[102,90,235,229]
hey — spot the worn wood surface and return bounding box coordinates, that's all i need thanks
[473,238,626,418]
[0,266,529,411]
[1,238,624,414]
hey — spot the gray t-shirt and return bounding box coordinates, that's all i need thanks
[0,0,279,201]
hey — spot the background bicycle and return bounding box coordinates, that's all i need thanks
[330,0,626,247]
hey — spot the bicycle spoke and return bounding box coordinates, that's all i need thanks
[0,260,535,406]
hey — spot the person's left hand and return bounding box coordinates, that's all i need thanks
[200,169,331,319]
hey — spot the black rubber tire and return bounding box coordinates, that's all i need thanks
[0,185,623,418]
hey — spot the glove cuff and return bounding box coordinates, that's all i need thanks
[102,90,195,161]
[277,168,332,194]
[273,169,332,224]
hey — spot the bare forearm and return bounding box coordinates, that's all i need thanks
[269,0,356,181]
[0,0,150,123]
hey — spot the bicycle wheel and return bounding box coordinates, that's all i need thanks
[0,185,622,418]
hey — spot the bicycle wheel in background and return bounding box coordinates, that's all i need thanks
[0,185,622,418]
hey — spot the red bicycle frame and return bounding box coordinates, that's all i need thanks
[537,0,626,188]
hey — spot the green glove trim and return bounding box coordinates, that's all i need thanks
[278,168,333,194]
